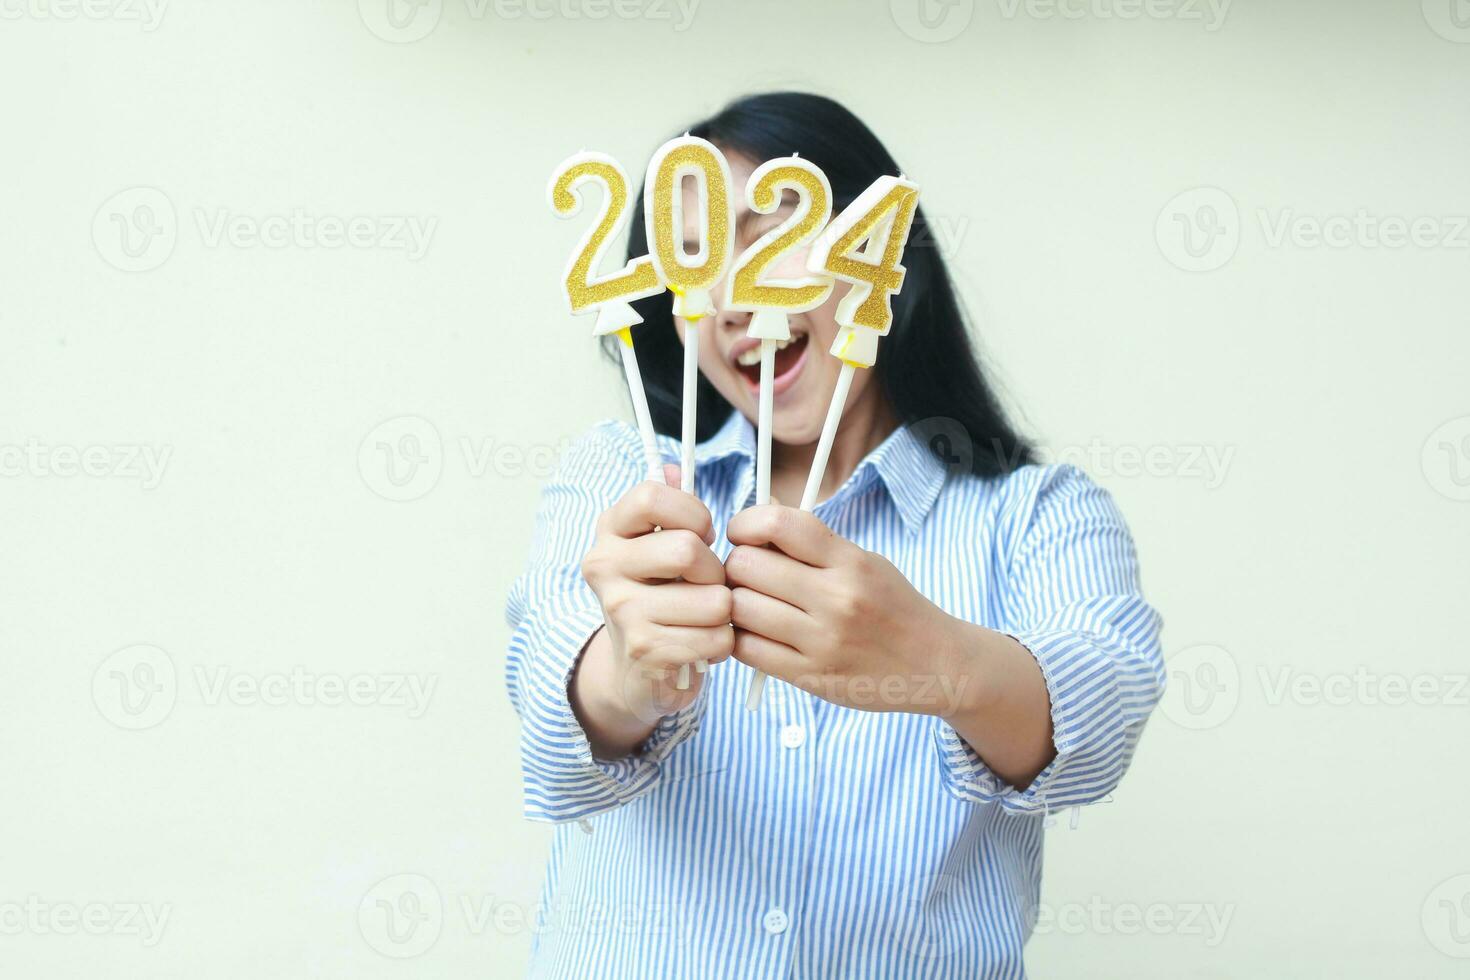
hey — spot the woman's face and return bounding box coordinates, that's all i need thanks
[675,151,878,448]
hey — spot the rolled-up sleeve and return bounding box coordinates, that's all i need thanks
[936,464,1165,814]
[505,421,705,823]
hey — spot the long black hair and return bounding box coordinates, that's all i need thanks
[609,91,1034,477]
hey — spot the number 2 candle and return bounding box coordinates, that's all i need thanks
[726,155,836,710]
[547,151,667,481]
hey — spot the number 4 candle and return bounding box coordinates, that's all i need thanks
[744,172,921,711]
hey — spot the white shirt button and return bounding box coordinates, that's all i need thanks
[762,908,789,935]
[780,724,806,749]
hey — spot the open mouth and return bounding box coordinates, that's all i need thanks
[732,332,810,395]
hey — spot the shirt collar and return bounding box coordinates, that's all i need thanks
[695,410,948,533]
[693,408,757,467]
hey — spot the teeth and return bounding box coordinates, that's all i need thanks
[734,336,800,368]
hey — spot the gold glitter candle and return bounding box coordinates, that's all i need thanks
[806,174,921,368]
[727,155,836,340]
[643,135,734,320]
[547,151,663,336]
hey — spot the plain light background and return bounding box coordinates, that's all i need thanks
[2,0,1467,976]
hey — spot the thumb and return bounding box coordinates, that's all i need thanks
[662,463,681,488]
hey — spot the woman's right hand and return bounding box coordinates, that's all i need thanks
[572,465,734,759]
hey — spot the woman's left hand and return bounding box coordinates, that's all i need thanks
[723,504,976,717]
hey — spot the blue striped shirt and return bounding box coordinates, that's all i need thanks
[505,409,1164,978]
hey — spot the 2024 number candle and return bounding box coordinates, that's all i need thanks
[550,143,919,709]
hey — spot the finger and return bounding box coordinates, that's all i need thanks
[731,629,807,682]
[628,624,735,670]
[662,463,681,489]
[601,480,715,544]
[723,545,820,609]
[636,583,733,627]
[730,586,813,649]
[618,531,724,585]
[726,504,844,567]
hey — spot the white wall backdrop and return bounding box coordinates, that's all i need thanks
[2,0,1467,976]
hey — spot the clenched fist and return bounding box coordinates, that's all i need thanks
[572,465,734,758]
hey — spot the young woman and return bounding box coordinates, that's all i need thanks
[507,92,1164,978]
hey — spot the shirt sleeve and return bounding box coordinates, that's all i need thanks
[935,464,1165,814]
[504,420,706,824]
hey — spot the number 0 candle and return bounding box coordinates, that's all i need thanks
[644,135,735,690]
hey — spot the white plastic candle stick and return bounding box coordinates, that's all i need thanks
[681,322,700,491]
[725,156,837,710]
[756,340,776,504]
[676,320,700,690]
[745,174,920,709]
[799,362,856,511]
[615,328,666,481]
